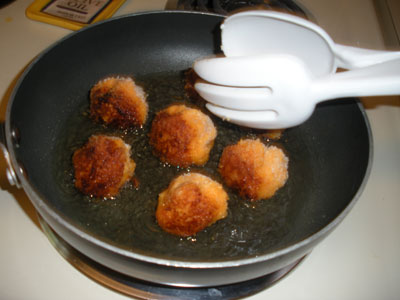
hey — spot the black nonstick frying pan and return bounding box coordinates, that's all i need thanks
[1,11,371,287]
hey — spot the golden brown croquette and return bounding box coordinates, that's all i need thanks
[90,76,148,128]
[149,104,217,167]
[156,173,228,237]
[72,135,136,198]
[219,139,288,201]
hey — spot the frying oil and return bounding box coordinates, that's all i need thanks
[52,70,306,261]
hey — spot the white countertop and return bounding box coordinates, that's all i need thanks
[1,1,399,299]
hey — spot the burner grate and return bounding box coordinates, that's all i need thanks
[173,0,307,15]
[39,215,306,300]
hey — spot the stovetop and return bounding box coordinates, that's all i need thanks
[0,1,399,299]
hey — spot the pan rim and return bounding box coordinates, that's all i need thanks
[5,10,373,269]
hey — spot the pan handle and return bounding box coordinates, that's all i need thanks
[0,122,21,188]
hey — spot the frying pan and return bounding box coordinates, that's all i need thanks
[0,11,371,287]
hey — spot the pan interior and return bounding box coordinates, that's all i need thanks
[9,12,370,262]
[51,70,311,261]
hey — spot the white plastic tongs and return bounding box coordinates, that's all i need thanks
[193,11,400,129]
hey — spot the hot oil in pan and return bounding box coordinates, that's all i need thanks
[53,70,311,261]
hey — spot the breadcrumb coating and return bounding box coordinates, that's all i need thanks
[149,104,217,167]
[219,139,288,201]
[72,135,136,198]
[156,173,228,236]
[90,76,148,128]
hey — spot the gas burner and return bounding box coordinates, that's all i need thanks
[173,0,307,16]
[39,215,306,299]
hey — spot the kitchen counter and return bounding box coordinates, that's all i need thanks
[0,1,399,299]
